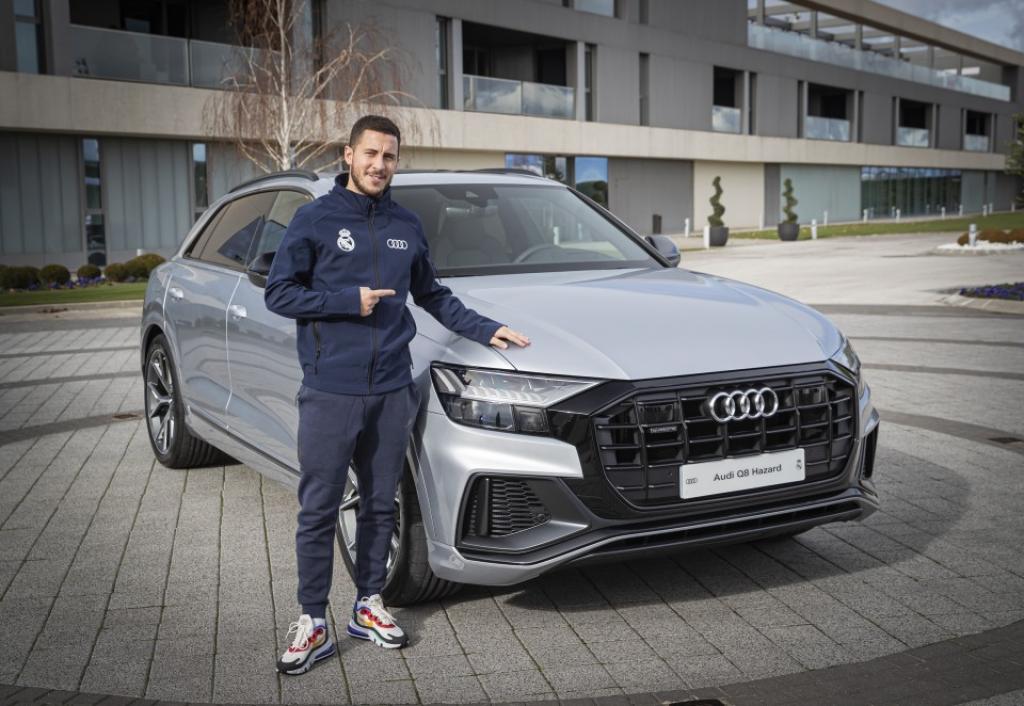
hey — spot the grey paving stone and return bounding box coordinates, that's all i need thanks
[478,669,554,701]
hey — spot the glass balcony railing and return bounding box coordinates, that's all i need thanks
[964,134,990,152]
[805,115,850,141]
[897,126,930,147]
[712,105,742,133]
[189,39,267,89]
[70,24,188,85]
[748,23,1010,102]
[463,74,574,119]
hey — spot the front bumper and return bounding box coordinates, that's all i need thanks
[416,361,880,586]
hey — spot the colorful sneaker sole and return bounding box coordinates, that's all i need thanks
[346,618,408,649]
[276,638,336,675]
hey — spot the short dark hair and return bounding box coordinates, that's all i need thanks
[348,115,401,151]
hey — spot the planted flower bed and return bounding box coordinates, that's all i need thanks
[959,282,1024,301]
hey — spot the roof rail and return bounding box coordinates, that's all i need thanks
[229,169,320,193]
[470,168,549,179]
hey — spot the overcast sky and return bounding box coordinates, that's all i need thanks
[874,0,1024,52]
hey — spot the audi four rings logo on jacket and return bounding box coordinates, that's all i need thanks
[264,173,506,396]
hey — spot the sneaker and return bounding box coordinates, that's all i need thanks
[347,594,408,648]
[276,614,335,675]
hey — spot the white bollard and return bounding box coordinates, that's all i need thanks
[958,203,964,217]
[823,210,829,226]
[136,248,144,256]
[1013,202,1017,213]
[968,223,978,247]
[941,206,946,219]
[896,208,901,221]
[684,217,690,238]
[703,224,710,250]
[982,204,989,216]
[862,209,868,223]
[759,213,765,231]
[811,218,818,240]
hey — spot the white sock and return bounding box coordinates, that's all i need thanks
[313,617,326,628]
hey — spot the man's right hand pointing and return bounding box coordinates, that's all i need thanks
[360,287,395,316]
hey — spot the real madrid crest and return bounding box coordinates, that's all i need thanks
[337,228,355,252]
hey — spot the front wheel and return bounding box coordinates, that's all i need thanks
[336,463,461,606]
[144,333,230,468]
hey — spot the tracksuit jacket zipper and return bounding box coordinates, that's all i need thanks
[368,202,379,393]
[312,321,321,374]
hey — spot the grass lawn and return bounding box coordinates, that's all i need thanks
[0,282,148,307]
[731,210,1024,240]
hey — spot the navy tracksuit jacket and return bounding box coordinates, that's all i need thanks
[264,173,505,394]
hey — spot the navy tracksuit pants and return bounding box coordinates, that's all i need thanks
[294,381,421,619]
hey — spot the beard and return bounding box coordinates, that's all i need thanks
[350,167,391,197]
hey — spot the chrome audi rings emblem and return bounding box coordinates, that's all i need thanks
[387,238,408,250]
[707,387,779,423]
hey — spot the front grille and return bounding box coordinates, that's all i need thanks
[591,371,856,506]
[462,477,551,538]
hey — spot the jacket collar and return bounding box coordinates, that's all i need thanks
[331,172,393,214]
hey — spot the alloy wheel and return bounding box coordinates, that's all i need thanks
[338,466,402,582]
[145,348,176,455]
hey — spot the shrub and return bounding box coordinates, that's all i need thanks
[124,253,166,280]
[956,229,1017,245]
[104,262,130,282]
[39,264,71,286]
[0,266,41,290]
[76,264,102,280]
[782,178,798,224]
[708,176,726,227]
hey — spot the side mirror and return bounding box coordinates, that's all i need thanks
[646,234,681,268]
[246,251,274,288]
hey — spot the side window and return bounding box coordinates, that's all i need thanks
[194,191,278,271]
[255,190,313,257]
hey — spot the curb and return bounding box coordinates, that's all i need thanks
[942,292,1024,315]
[0,299,144,316]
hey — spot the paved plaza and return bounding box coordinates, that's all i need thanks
[0,233,1022,704]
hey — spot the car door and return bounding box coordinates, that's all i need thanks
[165,190,277,428]
[225,189,313,469]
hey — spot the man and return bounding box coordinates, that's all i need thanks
[265,115,530,675]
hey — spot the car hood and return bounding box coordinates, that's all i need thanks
[426,267,843,380]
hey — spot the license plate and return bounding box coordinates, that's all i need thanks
[680,448,805,500]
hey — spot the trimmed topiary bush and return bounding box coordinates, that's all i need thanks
[76,264,102,280]
[125,253,166,280]
[708,176,726,227]
[104,262,130,282]
[782,178,798,224]
[40,264,71,286]
[0,266,42,290]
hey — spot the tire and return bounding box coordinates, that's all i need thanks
[143,333,231,469]
[336,463,462,606]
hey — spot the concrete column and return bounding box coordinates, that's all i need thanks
[449,18,463,111]
[893,96,900,144]
[854,25,863,50]
[893,35,901,60]
[45,0,72,76]
[755,0,765,24]
[798,80,808,137]
[0,0,15,72]
[927,45,935,68]
[930,103,938,148]
[809,11,818,39]
[741,70,750,134]
[568,40,585,121]
[851,90,860,143]
[957,53,963,75]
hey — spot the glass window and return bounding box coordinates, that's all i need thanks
[192,143,208,217]
[574,156,608,207]
[575,0,615,17]
[436,17,449,109]
[505,154,570,184]
[192,191,277,271]
[255,190,314,256]
[584,44,595,121]
[82,138,105,266]
[391,183,653,276]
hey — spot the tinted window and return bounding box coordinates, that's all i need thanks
[193,191,277,270]
[254,190,313,257]
[392,184,656,276]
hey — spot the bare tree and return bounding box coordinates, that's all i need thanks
[204,0,425,173]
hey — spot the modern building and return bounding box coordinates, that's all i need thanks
[1,0,1022,268]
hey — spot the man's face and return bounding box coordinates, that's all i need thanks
[343,129,399,198]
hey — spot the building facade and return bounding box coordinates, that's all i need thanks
[1,0,1022,268]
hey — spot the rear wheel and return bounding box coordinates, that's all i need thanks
[336,463,461,606]
[144,333,230,468]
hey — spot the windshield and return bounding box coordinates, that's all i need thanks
[391,183,659,276]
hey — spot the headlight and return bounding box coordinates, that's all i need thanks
[430,364,601,434]
[830,336,861,375]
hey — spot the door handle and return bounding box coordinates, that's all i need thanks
[229,304,247,319]
[168,286,184,301]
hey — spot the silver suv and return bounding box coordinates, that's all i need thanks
[141,169,880,605]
